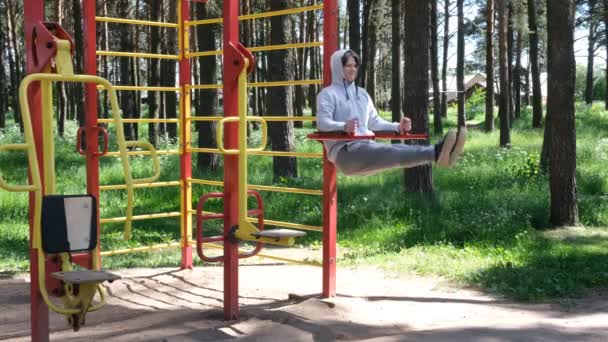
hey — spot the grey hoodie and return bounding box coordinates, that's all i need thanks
[316,49,399,162]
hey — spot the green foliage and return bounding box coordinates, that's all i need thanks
[465,87,486,121]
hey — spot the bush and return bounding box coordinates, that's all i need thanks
[465,87,486,121]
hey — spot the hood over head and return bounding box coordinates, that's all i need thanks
[330,49,360,99]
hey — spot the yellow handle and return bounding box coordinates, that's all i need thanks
[216,116,268,154]
[125,140,161,184]
[0,144,39,192]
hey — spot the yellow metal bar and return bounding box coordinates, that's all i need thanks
[95,16,178,28]
[247,218,322,232]
[104,149,180,157]
[187,50,222,58]
[187,84,223,90]
[260,116,317,122]
[98,118,179,124]
[249,41,323,52]
[99,181,181,191]
[187,4,323,26]
[188,178,321,195]
[187,116,223,122]
[41,69,56,195]
[96,50,179,60]
[188,147,222,154]
[249,80,323,87]
[249,150,323,158]
[97,85,179,92]
[100,212,182,224]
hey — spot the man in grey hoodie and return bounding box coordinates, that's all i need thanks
[316,49,465,176]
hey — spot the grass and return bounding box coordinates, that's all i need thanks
[1,103,608,301]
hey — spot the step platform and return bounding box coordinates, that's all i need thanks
[51,270,121,285]
[251,229,306,242]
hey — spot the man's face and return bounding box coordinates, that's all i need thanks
[343,56,358,82]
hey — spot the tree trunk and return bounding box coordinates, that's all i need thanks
[485,0,495,131]
[268,0,297,180]
[403,0,433,199]
[72,0,85,127]
[360,0,376,88]
[431,0,442,133]
[507,2,515,126]
[528,0,543,128]
[147,0,161,146]
[456,0,465,128]
[441,0,450,118]
[546,0,578,226]
[514,30,522,119]
[118,0,137,141]
[498,0,511,146]
[604,0,608,110]
[5,0,23,131]
[391,0,402,128]
[195,2,220,171]
[0,2,7,129]
[366,2,380,102]
[585,0,597,106]
[293,6,305,129]
[347,0,361,55]
[164,0,178,139]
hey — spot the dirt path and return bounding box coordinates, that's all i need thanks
[1,251,608,341]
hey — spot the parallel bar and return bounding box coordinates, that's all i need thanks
[96,85,180,92]
[98,118,179,124]
[99,181,181,191]
[186,4,322,26]
[95,16,179,28]
[246,218,322,232]
[189,179,321,195]
[249,150,322,158]
[261,116,316,122]
[187,116,223,122]
[100,212,181,224]
[104,149,180,157]
[188,42,322,58]
[249,80,322,87]
[188,84,223,90]
[96,50,179,60]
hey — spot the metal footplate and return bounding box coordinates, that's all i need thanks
[250,229,306,245]
[51,270,120,284]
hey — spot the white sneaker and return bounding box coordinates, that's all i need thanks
[449,127,467,166]
[436,130,457,167]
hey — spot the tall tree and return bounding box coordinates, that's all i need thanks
[507,2,515,125]
[391,0,402,128]
[485,0,495,131]
[347,0,361,55]
[528,0,543,128]
[441,0,450,118]
[431,0,443,133]
[456,0,466,127]
[498,0,511,146]
[267,0,297,180]
[147,0,161,146]
[360,0,377,88]
[162,0,178,139]
[366,1,380,101]
[604,0,608,110]
[546,0,578,226]
[585,0,598,105]
[195,1,220,171]
[0,1,6,129]
[5,0,23,131]
[404,0,433,198]
[72,0,85,127]
[118,0,137,141]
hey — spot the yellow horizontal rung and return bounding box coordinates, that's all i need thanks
[196,241,322,267]
[95,16,179,28]
[186,4,323,27]
[187,178,320,195]
[96,85,180,92]
[96,50,179,60]
[187,116,223,122]
[101,242,181,257]
[247,218,322,232]
[104,150,180,157]
[188,179,223,187]
[187,50,222,58]
[188,84,223,90]
[249,150,322,158]
[100,211,181,224]
[249,80,323,88]
[100,181,181,191]
[188,147,221,154]
[259,116,317,122]
[98,118,179,124]
[249,42,323,53]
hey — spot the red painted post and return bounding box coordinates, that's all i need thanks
[23,2,49,341]
[82,0,99,270]
[180,0,193,269]
[322,0,339,298]
[223,0,240,320]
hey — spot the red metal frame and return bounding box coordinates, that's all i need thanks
[322,0,339,299]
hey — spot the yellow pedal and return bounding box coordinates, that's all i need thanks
[234,222,305,246]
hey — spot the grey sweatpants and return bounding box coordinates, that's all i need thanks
[334,141,435,176]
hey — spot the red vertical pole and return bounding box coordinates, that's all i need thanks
[180,0,193,269]
[24,2,49,341]
[82,0,99,270]
[223,0,240,320]
[322,0,338,298]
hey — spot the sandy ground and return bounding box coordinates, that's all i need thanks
[1,249,608,341]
